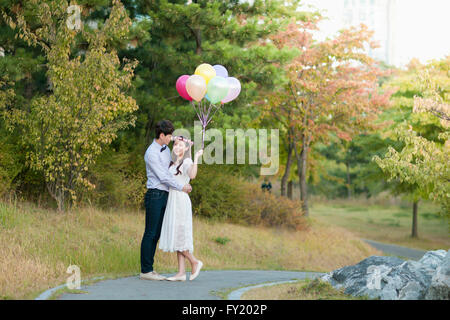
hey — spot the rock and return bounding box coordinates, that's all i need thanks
[398,281,423,300]
[418,250,447,269]
[425,250,450,300]
[321,249,450,300]
[320,256,405,299]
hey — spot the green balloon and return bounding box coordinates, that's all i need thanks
[206,76,229,104]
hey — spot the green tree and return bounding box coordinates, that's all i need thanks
[314,133,401,199]
[374,57,450,237]
[119,0,311,147]
[264,21,391,215]
[1,0,139,212]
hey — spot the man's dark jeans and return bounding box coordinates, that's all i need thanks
[140,188,169,273]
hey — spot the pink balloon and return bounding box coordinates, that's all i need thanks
[221,77,241,103]
[176,75,192,101]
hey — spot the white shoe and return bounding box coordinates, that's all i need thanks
[140,271,166,281]
[189,261,203,281]
[166,274,186,281]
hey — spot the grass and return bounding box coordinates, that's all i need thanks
[214,236,231,245]
[310,199,449,251]
[211,280,279,300]
[0,199,381,300]
[241,278,370,300]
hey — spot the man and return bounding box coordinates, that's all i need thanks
[140,120,192,280]
[261,178,272,193]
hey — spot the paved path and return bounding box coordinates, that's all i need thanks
[362,238,427,260]
[56,270,324,300]
[38,240,427,300]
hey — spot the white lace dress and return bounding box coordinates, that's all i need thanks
[159,158,194,253]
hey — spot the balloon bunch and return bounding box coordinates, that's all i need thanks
[176,63,241,148]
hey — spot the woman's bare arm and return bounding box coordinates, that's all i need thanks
[188,149,203,179]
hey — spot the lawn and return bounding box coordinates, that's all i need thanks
[310,199,449,251]
[241,278,369,300]
[0,199,381,299]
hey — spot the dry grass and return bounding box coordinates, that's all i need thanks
[241,278,368,300]
[0,199,381,300]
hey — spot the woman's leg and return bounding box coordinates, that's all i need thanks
[175,251,186,276]
[181,250,200,272]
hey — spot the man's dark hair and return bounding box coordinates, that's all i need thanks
[155,120,175,139]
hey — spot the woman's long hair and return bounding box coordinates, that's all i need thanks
[169,137,192,176]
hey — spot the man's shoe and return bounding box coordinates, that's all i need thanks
[140,271,166,281]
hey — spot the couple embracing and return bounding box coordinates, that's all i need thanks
[140,120,204,282]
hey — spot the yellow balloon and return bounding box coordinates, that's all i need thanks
[194,63,216,84]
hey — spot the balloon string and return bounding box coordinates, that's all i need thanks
[195,100,223,148]
[206,103,221,125]
[205,102,213,122]
[202,99,207,124]
[192,101,202,123]
[203,98,207,118]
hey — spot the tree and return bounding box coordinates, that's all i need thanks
[264,20,391,215]
[0,75,18,196]
[119,0,312,148]
[374,57,450,233]
[1,0,139,212]
[0,0,51,198]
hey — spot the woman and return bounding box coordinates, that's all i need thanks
[158,136,204,281]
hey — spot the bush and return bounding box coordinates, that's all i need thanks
[75,147,306,231]
[0,131,25,198]
[79,147,147,210]
[190,164,306,230]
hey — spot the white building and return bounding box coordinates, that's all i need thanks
[301,0,398,65]
[341,0,396,65]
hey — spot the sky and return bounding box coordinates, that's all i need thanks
[299,0,450,67]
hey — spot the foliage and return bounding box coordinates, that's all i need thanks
[313,133,401,198]
[79,145,147,209]
[374,57,449,216]
[119,0,314,146]
[190,164,306,230]
[214,236,231,245]
[262,19,392,214]
[1,0,139,211]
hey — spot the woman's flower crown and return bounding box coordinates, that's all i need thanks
[171,135,194,146]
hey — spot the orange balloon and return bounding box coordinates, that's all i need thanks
[186,75,207,101]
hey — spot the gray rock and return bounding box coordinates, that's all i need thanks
[321,250,450,300]
[398,281,423,300]
[425,250,450,300]
[418,250,447,269]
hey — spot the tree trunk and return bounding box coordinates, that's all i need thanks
[411,200,419,238]
[346,161,351,199]
[194,28,202,55]
[281,142,293,197]
[287,180,293,200]
[299,144,309,216]
[294,140,309,217]
[46,180,67,213]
